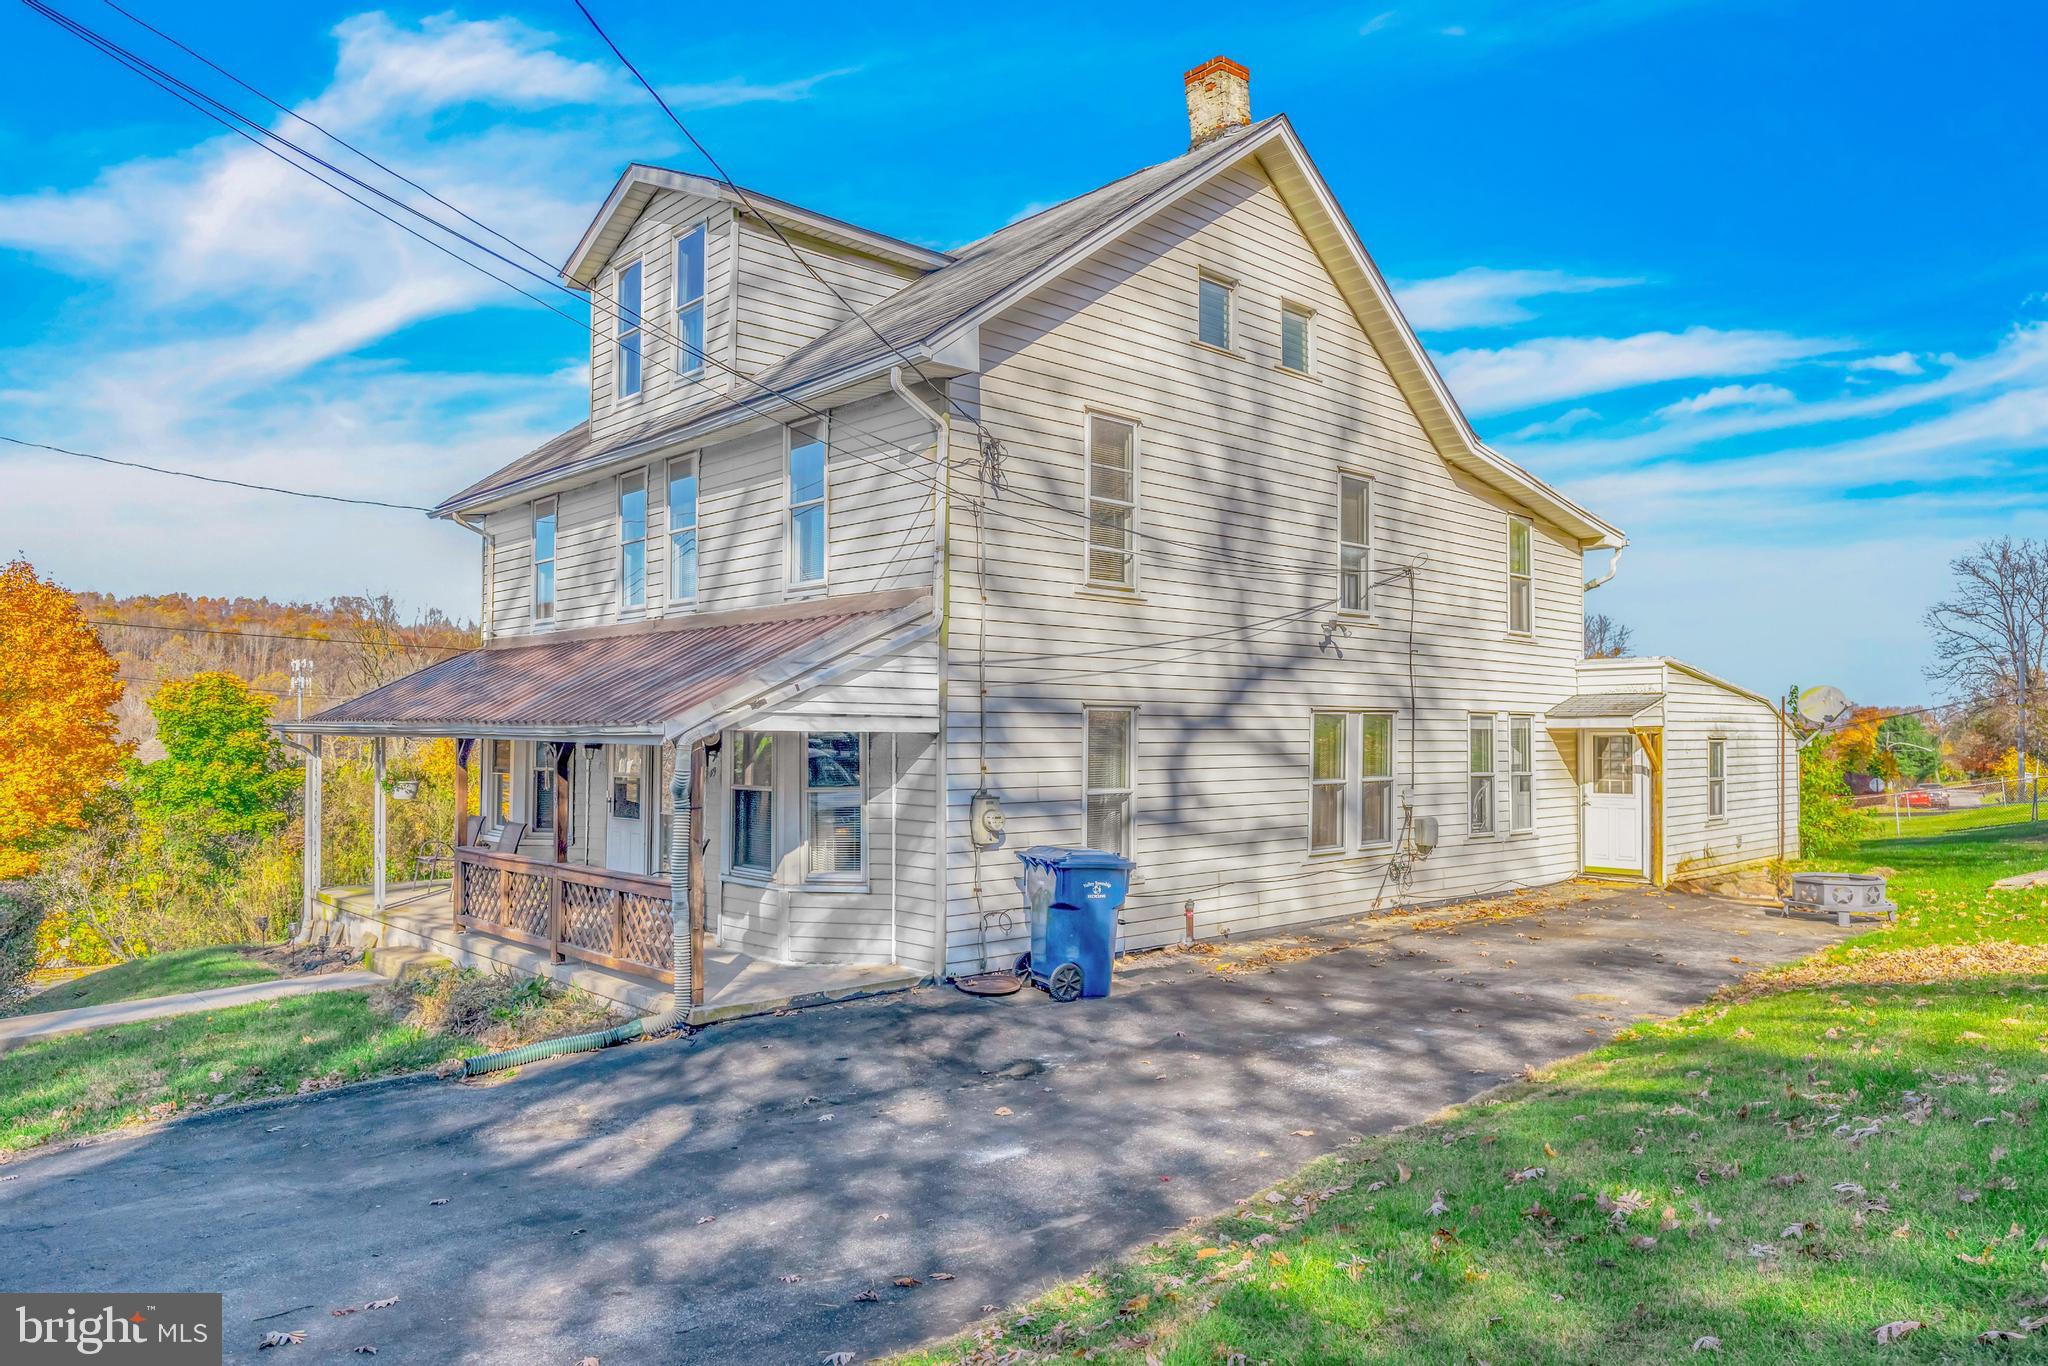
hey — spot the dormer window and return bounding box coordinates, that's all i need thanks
[675,225,707,379]
[615,259,643,399]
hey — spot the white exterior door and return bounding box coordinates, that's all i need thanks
[1582,731,1646,874]
[604,744,649,875]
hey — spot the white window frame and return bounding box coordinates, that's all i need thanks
[1196,270,1234,351]
[1280,301,1315,374]
[727,730,776,880]
[1083,707,1136,856]
[531,496,557,627]
[1708,737,1727,821]
[1469,715,1498,836]
[1508,515,1534,635]
[1338,471,1371,615]
[489,739,513,828]
[802,732,866,887]
[531,742,559,834]
[1083,412,1140,591]
[1308,711,1349,855]
[610,744,643,820]
[613,258,643,401]
[1308,711,1397,855]
[673,223,708,381]
[1510,715,1535,834]
[618,469,648,612]
[786,419,829,590]
[666,453,699,608]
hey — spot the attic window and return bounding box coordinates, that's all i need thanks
[1198,273,1232,349]
[615,260,643,399]
[675,225,707,378]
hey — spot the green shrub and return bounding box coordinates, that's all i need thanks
[1799,746,1861,855]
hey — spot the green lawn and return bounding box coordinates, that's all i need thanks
[899,807,2048,1364]
[4,946,280,1017]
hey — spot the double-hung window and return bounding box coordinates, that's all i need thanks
[1510,716,1535,833]
[787,420,827,587]
[1197,272,1232,349]
[804,733,864,881]
[1083,708,1134,855]
[1309,712,1395,852]
[674,224,707,379]
[1508,515,1534,634]
[667,454,698,606]
[532,497,557,625]
[1084,415,1137,589]
[611,746,642,819]
[729,731,775,876]
[532,743,559,833]
[615,260,643,399]
[1469,716,1497,835]
[490,739,513,826]
[1281,303,1313,373]
[1709,738,1727,819]
[618,470,647,610]
[1339,473,1371,613]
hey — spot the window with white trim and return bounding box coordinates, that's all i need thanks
[615,259,643,399]
[1084,708,1134,855]
[1469,715,1497,835]
[674,224,707,379]
[532,497,557,625]
[729,731,775,875]
[787,420,827,587]
[531,742,559,833]
[804,733,864,881]
[611,745,642,819]
[1281,303,1313,373]
[619,470,647,610]
[1085,415,1137,589]
[1709,738,1727,819]
[1510,716,1535,833]
[1197,272,1232,349]
[1309,711,1396,852]
[1339,473,1371,613]
[667,455,698,605]
[1508,515,1534,634]
[490,739,513,826]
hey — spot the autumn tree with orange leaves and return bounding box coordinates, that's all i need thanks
[0,558,128,879]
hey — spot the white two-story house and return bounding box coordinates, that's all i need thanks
[288,58,1797,1020]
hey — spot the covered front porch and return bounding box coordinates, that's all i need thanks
[284,591,944,1026]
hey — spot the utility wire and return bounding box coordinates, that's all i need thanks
[0,434,436,511]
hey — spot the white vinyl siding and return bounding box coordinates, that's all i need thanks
[1197,272,1232,349]
[1510,715,1534,833]
[614,259,643,400]
[1280,302,1312,374]
[618,470,647,611]
[531,497,557,625]
[1084,414,1138,589]
[1469,715,1496,835]
[1339,472,1370,613]
[1084,708,1134,855]
[1508,515,1534,635]
[667,454,699,605]
[787,419,828,588]
[674,223,707,379]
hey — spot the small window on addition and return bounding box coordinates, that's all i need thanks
[1198,274,1232,349]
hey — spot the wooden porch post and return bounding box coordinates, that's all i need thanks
[372,737,388,913]
[688,739,708,1009]
[1635,728,1665,888]
[300,735,322,940]
[452,738,471,927]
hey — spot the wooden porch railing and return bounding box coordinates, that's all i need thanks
[454,846,674,985]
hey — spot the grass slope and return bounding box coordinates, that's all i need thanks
[900,807,2048,1364]
[5,946,279,1017]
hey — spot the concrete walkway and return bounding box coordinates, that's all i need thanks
[0,891,1849,1363]
[0,972,385,1049]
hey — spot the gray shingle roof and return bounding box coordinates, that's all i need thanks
[434,121,1282,516]
[1546,692,1664,720]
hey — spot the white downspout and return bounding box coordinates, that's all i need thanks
[890,365,952,983]
[1583,543,1625,593]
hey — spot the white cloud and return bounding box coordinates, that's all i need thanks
[1394,265,1640,331]
[1508,406,1601,439]
[1440,326,1846,415]
[309,13,622,125]
[1359,12,1399,36]
[1653,382,1795,420]
[1842,351,1924,375]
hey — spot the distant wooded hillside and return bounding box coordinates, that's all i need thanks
[76,591,477,754]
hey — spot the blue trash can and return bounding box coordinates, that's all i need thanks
[1018,846,1134,1002]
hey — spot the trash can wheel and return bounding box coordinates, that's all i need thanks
[1014,952,1031,979]
[1046,962,1084,1003]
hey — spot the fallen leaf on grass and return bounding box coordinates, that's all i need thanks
[1426,1190,1450,1217]
[1396,1162,1412,1184]
[1691,1336,1720,1353]
[1508,1167,1546,1184]
[258,1331,305,1349]
[1979,1330,2029,1343]
[1195,1248,1223,1260]
[1874,1320,1920,1344]
[1121,1294,1150,1315]
[1629,1235,1658,1252]
[1766,1173,1806,1189]
[822,1353,856,1365]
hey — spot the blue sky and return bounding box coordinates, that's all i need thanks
[1,1,2042,705]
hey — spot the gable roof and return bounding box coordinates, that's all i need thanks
[443,118,1624,548]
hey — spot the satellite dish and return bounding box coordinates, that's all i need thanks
[1798,685,1851,725]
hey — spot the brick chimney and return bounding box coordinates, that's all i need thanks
[1183,56,1250,149]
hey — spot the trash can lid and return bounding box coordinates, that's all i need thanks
[1019,845,1134,871]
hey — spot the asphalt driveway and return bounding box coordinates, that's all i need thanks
[0,890,1844,1364]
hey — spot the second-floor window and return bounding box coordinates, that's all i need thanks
[1198,272,1232,349]
[1508,515,1534,634]
[619,470,647,610]
[675,225,706,378]
[1085,414,1137,589]
[788,420,827,587]
[532,497,557,624]
[1339,473,1371,613]
[668,454,698,605]
[615,260,643,399]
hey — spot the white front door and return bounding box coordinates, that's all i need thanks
[1582,731,1645,874]
[604,744,649,875]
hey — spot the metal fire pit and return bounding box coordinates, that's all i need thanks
[1779,871,1897,927]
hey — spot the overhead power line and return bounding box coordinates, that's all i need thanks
[0,434,436,511]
